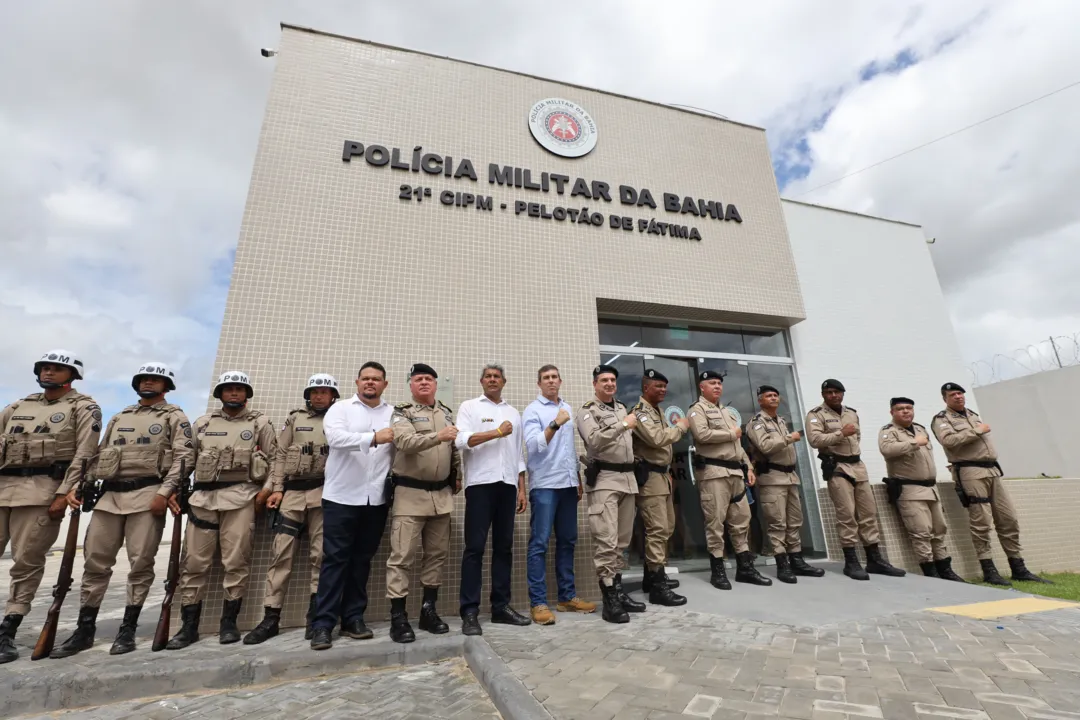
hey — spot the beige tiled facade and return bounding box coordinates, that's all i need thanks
[204,24,808,632]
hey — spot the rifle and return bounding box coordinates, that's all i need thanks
[153,459,188,651]
[31,459,88,661]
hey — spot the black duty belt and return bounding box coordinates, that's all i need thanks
[828,454,861,464]
[696,457,744,470]
[765,462,797,474]
[100,476,162,493]
[0,461,70,478]
[284,477,324,492]
[391,474,453,492]
[889,478,936,487]
[639,461,669,475]
[192,480,247,491]
[883,477,937,506]
[594,462,636,473]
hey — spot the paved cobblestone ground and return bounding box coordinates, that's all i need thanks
[18,658,500,719]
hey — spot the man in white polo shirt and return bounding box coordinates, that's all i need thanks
[308,361,394,650]
[456,364,530,635]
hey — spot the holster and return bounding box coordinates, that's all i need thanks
[882,477,902,506]
[385,474,395,506]
[753,459,769,477]
[583,461,600,488]
[949,464,995,507]
[80,479,102,513]
[633,459,650,489]
[818,453,856,486]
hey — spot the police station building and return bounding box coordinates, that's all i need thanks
[212,23,989,626]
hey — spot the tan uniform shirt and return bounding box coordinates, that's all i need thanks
[271,407,327,510]
[630,396,684,496]
[879,422,937,501]
[575,396,637,495]
[746,411,799,487]
[0,389,101,505]
[687,396,748,480]
[806,404,865,481]
[931,408,1000,481]
[92,401,194,514]
[190,409,276,512]
[390,400,460,516]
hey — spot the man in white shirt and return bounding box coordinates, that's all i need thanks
[308,362,394,650]
[456,364,530,635]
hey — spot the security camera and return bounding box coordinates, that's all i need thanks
[260,48,277,58]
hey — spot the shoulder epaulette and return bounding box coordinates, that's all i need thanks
[810,405,822,413]
[437,400,452,411]
[934,410,946,419]
[121,404,139,413]
[880,424,892,431]
[847,406,857,413]
[582,400,594,409]
[615,401,626,409]
[395,402,412,409]
[288,407,307,416]
[631,401,642,411]
[913,422,925,430]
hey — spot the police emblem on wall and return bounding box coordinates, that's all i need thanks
[528,98,598,158]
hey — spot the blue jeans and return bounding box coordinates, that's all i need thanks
[527,487,578,607]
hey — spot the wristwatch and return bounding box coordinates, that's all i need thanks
[621,421,629,429]
[547,420,559,432]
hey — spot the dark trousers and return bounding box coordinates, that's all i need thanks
[313,499,388,630]
[459,482,517,615]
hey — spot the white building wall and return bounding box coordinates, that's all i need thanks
[783,200,970,485]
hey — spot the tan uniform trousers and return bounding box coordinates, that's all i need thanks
[827,478,881,548]
[80,509,166,608]
[263,507,324,607]
[588,488,636,583]
[178,504,255,605]
[896,498,948,563]
[386,513,451,598]
[636,490,675,571]
[960,475,1022,559]
[700,477,751,557]
[0,506,62,616]
[757,484,803,555]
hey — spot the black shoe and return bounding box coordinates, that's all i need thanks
[219,598,243,644]
[304,593,317,640]
[51,605,99,658]
[658,567,680,590]
[920,561,941,578]
[864,544,906,577]
[709,555,731,590]
[418,587,449,634]
[735,551,773,586]
[599,581,629,624]
[110,605,142,655]
[613,574,646,612]
[389,598,415,644]
[491,606,531,626]
[0,614,22,665]
[775,554,797,584]
[980,558,1011,586]
[1008,557,1053,584]
[342,618,373,639]
[310,627,333,650]
[461,611,483,636]
[166,602,202,650]
[933,557,966,583]
[243,607,281,645]
[648,578,688,606]
[790,552,825,577]
[842,547,869,581]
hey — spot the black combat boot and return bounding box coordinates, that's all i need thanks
[843,547,869,581]
[0,614,22,664]
[1008,557,1053,584]
[980,559,1010,586]
[389,597,415,644]
[599,581,629,624]
[109,605,142,655]
[864,544,906,576]
[219,598,243,644]
[657,567,679,589]
[775,554,797,584]
[614,574,646,612]
[166,602,202,650]
[790,552,825,577]
[934,557,966,583]
[735,551,772,586]
[243,607,281,645]
[304,593,317,640]
[709,555,731,590]
[418,586,449,634]
[641,567,656,593]
[648,570,687,607]
[51,605,99,658]
[920,561,941,578]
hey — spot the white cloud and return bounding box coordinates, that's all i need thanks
[43,184,135,229]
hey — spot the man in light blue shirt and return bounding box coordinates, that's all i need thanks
[521,364,596,624]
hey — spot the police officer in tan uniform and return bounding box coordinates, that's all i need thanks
[932,382,1050,586]
[630,368,688,607]
[806,379,905,581]
[575,364,646,624]
[52,362,194,658]
[244,373,337,646]
[0,350,100,664]
[688,370,770,589]
[386,363,462,644]
[747,385,823,584]
[879,397,964,582]
[166,370,277,650]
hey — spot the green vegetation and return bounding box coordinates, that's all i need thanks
[975,572,1080,602]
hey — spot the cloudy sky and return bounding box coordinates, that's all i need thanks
[2,0,1077,421]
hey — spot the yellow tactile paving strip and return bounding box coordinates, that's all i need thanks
[930,597,1079,619]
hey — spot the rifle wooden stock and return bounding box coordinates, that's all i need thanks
[153,459,186,651]
[31,507,80,661]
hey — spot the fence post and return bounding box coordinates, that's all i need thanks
[1049,336,1063,368]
